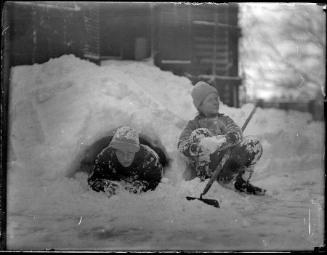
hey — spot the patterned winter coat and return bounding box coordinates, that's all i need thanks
[178,113,243,158]
[88,144,163,193]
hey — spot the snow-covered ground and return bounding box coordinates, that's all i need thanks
[7,55,324,250]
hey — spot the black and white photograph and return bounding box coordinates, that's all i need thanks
[1,1,325,251]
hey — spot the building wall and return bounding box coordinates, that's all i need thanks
[99,3,151,60]
[153,3,241,107]
[6,2,241,107]
[8,2,86,66]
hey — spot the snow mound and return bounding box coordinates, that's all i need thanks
[9,55,194,180]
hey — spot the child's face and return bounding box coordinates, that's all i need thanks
[198,93,219,116]
[115,148,136,167]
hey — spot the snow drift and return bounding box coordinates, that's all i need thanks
[7,55,324,250]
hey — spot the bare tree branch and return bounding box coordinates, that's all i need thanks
[240,4,325,100]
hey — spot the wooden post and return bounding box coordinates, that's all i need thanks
[212,12,218,78]
[32,4,37,63]
[150,3,155,59]
[82,4,100,64]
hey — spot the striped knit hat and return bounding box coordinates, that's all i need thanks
[109,126,140,153]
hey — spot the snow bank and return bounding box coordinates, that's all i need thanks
[9,55,193,179]
[7,55,324,250]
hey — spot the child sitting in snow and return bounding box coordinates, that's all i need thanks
[178,81,266,195]
[88,126,163,197]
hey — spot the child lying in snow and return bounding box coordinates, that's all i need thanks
[178,81,266,195]
[88,126,163,197]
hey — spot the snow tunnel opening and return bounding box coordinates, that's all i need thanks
[71,130,171,178]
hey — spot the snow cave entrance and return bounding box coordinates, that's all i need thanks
[74,130,171,177]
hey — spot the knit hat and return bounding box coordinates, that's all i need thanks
[109,126,140,153]
[191,81,219,109]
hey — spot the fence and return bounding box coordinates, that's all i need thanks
[256,100,324,121]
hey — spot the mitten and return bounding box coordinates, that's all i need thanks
[103,180,120,198]
[123,180,148,194]
[90,179,107,192]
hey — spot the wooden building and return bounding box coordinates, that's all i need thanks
[7,2,85,65]
[153,3,242,107]
[5,2,242,107]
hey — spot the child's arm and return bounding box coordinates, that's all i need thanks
[220,115,243,145]
[177,120,199,157]
[138,154,163,191]
[125,148,163,192]
[87,149,118,192]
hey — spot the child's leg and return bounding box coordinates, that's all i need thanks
[229,136,263,168]
[187,128,213,181]
[183,160,198,180]
[234,166,266,195]
[216,136,264,194]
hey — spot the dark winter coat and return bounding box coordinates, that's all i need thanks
[88,144,163,193]
[78,131,170,177]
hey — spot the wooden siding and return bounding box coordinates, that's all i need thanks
[6,2,241,107]
[99,3,151,60]
[153,3,241,106]
[8,2,86,66]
